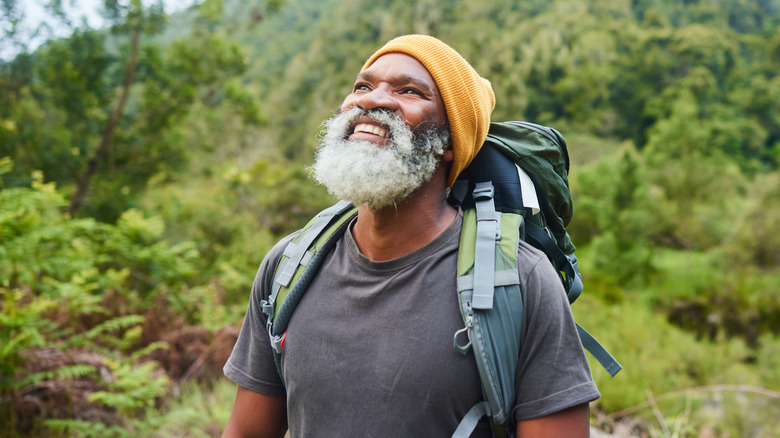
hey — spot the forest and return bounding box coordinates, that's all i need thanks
[1,0,779,436]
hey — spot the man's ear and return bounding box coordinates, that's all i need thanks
[443,144,454,163]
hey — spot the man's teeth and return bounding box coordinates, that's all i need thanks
[354,123,388,138]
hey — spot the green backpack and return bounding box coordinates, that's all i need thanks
[260,121,621,437]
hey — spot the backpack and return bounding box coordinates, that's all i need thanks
[260,121,621,438]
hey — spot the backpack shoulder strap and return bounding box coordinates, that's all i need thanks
[453,183,621,438]
[471,182,501,310]
[453,182,524,438]
[261,200,358,380]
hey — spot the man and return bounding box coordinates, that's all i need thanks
[221,35,599,437]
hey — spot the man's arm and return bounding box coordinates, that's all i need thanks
[515,403,590,437]
[221,386,287,438]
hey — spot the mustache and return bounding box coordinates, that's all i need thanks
[339,107,404,138]
[321,106,414,152]
[331,106,448,145]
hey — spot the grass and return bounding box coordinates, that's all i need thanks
[573,277,780,436]
[147,378,237,438]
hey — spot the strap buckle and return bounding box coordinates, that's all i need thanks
[472,184,495,201]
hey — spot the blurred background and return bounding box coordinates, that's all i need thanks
[1,0,779,436]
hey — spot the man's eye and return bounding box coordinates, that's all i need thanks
[401,88,422,95]
[354,83,371,92]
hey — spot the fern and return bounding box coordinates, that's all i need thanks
[86,315,145,338]
[84,315,146,352]
[0,288,58,391]
[17,364,97,388]
[130,341,169,361]
[84,357,169,436]
[0,156,11,180]
[44,417,126,438]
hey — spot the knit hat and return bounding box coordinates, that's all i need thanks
[362,34,496,187]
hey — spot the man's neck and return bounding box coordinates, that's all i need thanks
[351,190,457,262]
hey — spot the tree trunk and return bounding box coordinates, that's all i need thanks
[68,28,140,216]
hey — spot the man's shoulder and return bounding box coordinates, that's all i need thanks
[265,231,300,263]
[251,230,302,298]
[514,237,566,295]
[515,238,549,268]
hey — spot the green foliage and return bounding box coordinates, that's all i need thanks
[0,161,201,435]
[3,0,780,435]
[577,294,780,435]
[146,378,237,437]
[239,0,779,168]
[728,172,780,268]
[646,249,780,347]
[0,0,255,222]
[88,358,168,414]
[570,145,656,285]
[641,89,750,250]
[199,0,225,22]
[140,154,335,307]
[0,289,57,389]
[19,364,97,388]
[44,357,170,438]
[0,176,198,305]
[82,315,147,350]
[755,334,780,394]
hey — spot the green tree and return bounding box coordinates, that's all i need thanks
[0,0,254,222]
[730,172,780,268]
[571,145,656,286]
[643,88,748,250]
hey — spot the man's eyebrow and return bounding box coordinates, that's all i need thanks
[356,70,437,94]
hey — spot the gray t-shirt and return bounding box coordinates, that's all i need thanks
[224,212,599,437]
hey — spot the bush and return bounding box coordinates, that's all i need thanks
[576,292,780,436]
[0,161,205,436]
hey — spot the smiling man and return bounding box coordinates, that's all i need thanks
[221,35,599,438]
[311,55,451,215]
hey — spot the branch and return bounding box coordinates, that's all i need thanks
[646,389,670,437]
[608,384,780,419]
[68,26,141,216]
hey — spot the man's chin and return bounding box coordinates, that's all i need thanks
[327,181,419,212]
[363,194,420,212]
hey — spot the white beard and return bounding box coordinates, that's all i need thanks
[311,107,450,211]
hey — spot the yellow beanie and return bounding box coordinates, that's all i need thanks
[362,34,496,187]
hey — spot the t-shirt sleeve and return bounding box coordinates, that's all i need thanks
[512,241,601,421]
[222,235,296,398]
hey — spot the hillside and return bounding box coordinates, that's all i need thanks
[1,0,779,436]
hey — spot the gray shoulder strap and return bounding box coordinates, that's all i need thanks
[265,201,356,383]
[576,324,622,376]
[472,182,500,310]
[275,200,353,288]
[264,200,354,322]
[451,401,490,438]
